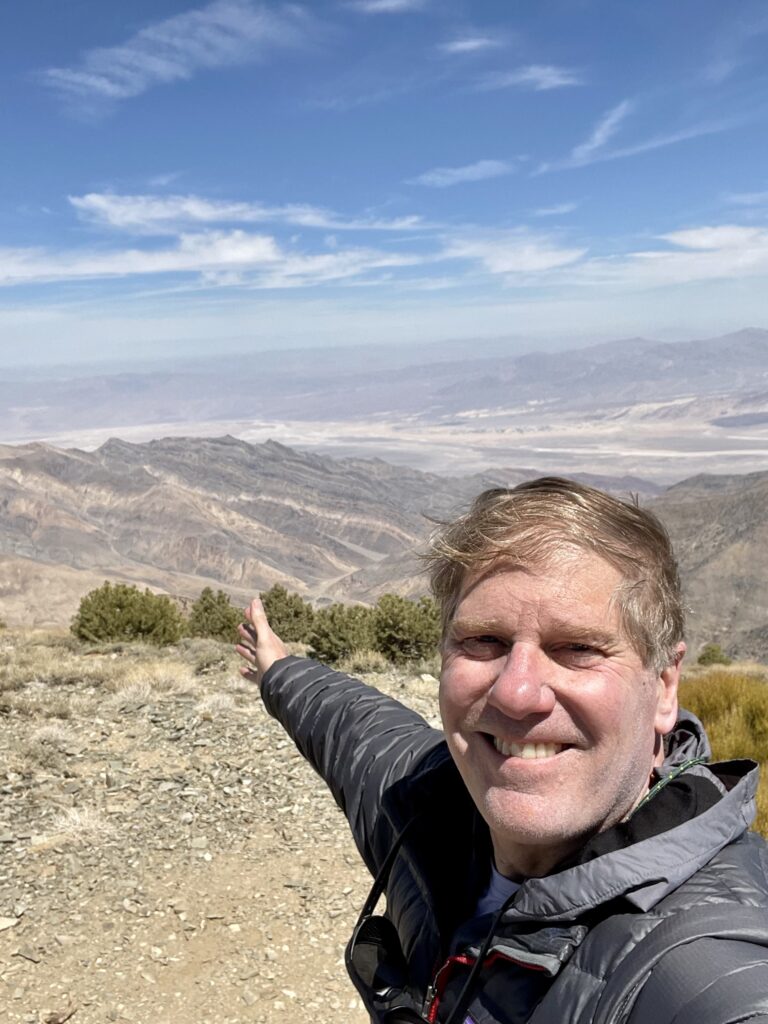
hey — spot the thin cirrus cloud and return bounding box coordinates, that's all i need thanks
[442,231,586,275]
[0,231,281,286]
[39,0,313,107]
[408,159,515,188]
[575,224,768,291]
[533,202,578,217]
[477,64,583,92]
[439,36,502,55]
[69,192,426,233]
[725,189,768,206]
[348,0,425,13]
[0,231,427,289]
[538,100,736,173]
[569,99,633,164]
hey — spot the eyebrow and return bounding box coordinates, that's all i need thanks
[448,618,621,649]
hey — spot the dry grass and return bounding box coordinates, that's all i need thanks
[337,649,389,675]
[195,692,236,719]
[31,806,116,851]
[679,667,768,835]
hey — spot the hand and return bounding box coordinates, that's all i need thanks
[235,597,289,685]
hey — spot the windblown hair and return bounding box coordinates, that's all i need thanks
[424,477,684,671]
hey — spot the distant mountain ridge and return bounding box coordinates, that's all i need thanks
[1,434,766,661]
[2,328,767,437]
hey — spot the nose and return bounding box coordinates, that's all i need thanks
[486,642,556,719]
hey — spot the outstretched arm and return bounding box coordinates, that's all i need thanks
[234,595,445,875]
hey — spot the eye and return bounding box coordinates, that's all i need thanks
[459,635,508,659]
[552,643,605,668]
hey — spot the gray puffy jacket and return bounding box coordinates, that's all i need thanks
[261,656,768,1024]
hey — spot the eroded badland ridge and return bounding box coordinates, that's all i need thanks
[1,432,768,659]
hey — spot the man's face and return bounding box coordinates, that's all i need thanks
[439,549,681,878]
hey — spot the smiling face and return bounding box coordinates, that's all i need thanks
[439,548,682,879]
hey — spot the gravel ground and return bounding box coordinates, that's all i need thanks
[0,633,442,1024]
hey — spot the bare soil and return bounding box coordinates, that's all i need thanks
[0,632,441,1024]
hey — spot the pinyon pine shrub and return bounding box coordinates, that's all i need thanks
[261,584,315,642]
[697,642,732,666]
[309,603,376,664]
[187,587,241,642]
[373,593,441,665]
[71,582,184,645]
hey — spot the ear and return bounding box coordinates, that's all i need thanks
[654,641,685,736]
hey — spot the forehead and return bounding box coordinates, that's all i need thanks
[452,550,625,630]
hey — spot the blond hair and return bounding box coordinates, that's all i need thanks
[425,477,684,671]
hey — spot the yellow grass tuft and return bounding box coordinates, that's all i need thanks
[679,667,768,835]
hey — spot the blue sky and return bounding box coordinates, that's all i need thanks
[1,0,767,368]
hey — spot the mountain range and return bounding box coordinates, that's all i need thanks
[1,434,765,661]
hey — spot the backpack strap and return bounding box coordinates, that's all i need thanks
[593,906,768,1024]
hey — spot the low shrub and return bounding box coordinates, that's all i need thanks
[697,642,732,666]
[373,593,441,665]
[71,582,184,646]
[261,585,315,643]
[187,587,241,643]
[309,604,376,664]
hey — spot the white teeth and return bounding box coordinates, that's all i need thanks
[492,738,563,759]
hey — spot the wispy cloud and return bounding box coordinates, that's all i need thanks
[408,159,515,188]
[0,231,280,286]
[539,100,736,172]
[442,230,586,275]
[69,192,426,233]
[573,224,768,290]
[725,189,768,207]
[39,0,312,110]
[570,100,632,164]
[147,171,184,188]
[533,202,578,217]
[0,231,427,290]
[477,64,583,92]
[348,0,425,13]
[704,13,768,83]
[439,36,502,55]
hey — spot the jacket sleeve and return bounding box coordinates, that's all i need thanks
[627,937,768,1024]
[259,656,446,874]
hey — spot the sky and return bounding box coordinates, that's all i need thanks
[1,0,768,369]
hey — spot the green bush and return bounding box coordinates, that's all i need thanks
[309,603,376,664]
[187,587,241,643]
[71,582,184,646]
[261,584,315,643]
[373,593,441,665]
[697,642,732,666]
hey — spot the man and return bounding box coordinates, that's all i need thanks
[236,478,768,1024]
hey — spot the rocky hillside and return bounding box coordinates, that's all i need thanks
[652,472,768,660]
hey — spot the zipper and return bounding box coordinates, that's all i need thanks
[424,950,548,1022]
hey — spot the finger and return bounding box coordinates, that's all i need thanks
[235,643,256,663]
[237,622,257,643]
[246,596,270,631]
